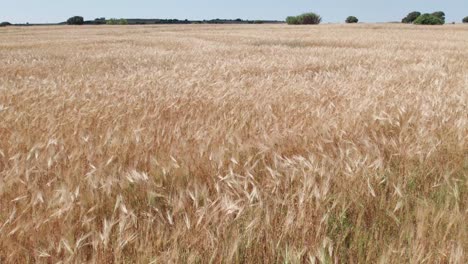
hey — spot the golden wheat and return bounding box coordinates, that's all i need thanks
[0,24,467,263]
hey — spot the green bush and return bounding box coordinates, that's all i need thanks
[94,17,106,25]
[286,12,321,25]
[297,13,322,25]
[413,14,444,25]
[0,22,12,27]
[67,16,84,25]
[402,11,421,23]
[463,17,468,23]
[431,11,445,23]
[286,16,300,25]
[107,18,128,25]
[107,19,117,25]
[346,16,359,23]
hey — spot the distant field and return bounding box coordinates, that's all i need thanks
[0,24,467,263]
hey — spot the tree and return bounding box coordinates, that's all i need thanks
[107,18,117,25]
[286,13,321,25]
[286,16,300,25]
[413,14,444,25]
[402,11,421,23]
[0,22,12,27]
[297,13,322,25]
[346,16,359,23]
[463,16,468,23]
[431,11,445,23]
[67,16,84,25]
[94,17,106,25]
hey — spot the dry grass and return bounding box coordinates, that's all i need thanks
[0,24,467,263]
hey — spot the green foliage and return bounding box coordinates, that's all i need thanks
[286,16,300,25]
[107,18,128,25]
[402,11,421,23]
[346,16,359,23]
[297,13,322,25]
[286,12,321,25]
[463,16,468,23]
[106,19,117,25]
[413,14,444,25]
[94,17,106,25]
[67,16,84,25]
[431,11,445,23]
[0,22,12,27]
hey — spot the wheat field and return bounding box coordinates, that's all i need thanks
[0,24,467,263]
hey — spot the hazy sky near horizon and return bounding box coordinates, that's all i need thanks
[2,0,467,24]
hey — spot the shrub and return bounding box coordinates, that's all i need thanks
[402,11,421,23]
[286,16,300,25]
[431,11,445,23]
[286,12,321,25]
[463,17,468,23]
[67,16,84,25]
[413,14,444,25]
[94,17,106,25]
[297,13,322,25]
[346,16,359,23]
[0,22,12,27]
[286,16,298,25]
[107,18,128,25]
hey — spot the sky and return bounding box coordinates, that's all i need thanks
[2,0,467,24]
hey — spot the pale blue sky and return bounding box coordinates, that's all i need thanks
[2,0,467,24]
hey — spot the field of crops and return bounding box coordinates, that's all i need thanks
[0,24,467,263]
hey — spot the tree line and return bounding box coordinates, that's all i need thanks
[63,17,280,25]
[2,13,468,27]
[286,11,468,25]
